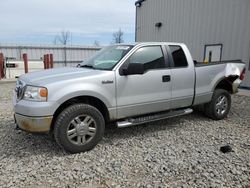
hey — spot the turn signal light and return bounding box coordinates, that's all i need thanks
[240,68,246,80]
[39,88,48,98]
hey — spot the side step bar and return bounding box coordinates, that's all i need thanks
[117,108,193,128]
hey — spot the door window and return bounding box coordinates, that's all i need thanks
[128,46,165,71]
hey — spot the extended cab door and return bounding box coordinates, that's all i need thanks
[166,45,195,109]
[115,45,172,119]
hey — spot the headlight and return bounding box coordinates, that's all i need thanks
[23,86,48,101]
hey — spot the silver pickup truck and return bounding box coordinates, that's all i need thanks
[13,42,246,153]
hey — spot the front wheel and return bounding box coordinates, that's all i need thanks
[54,104,105,153]
[204,89,231,120]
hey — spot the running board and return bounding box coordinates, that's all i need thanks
[117,108,193,128]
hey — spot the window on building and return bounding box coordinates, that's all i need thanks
[128,46,165,71]
[169,46,188,67]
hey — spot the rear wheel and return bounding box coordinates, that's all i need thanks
[54,104,105,153]
[204,89,231,120]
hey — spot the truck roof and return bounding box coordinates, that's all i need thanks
[113,42,185,46]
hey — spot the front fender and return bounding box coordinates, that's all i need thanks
[49,82,115,108]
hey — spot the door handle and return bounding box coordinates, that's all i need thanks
[162,75,171,82]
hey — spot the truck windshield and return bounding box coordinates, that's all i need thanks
[80,45,133,70]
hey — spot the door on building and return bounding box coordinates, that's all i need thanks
[204,44,222,62]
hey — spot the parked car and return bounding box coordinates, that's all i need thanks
[13,42,246,153]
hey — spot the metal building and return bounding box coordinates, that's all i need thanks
[135,0,250,88]
[0,44,101,66]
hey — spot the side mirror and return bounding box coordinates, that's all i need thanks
[122,63,144,75]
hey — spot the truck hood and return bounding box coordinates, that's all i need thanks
[19,67,106,86]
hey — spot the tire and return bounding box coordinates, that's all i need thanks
[204,89,231,120]
[54,104,105,153]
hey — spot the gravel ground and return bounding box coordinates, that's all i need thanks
[0,83,249,188]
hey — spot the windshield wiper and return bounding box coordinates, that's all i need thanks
[79,64,95,69]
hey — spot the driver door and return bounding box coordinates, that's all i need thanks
[115,45,172,119]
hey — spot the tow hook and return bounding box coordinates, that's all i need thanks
[15,124,21,130]
[14,114,21,130]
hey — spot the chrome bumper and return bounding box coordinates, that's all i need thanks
[15,113,53,133]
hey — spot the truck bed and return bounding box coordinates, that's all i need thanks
[194,59,244,67]
[193,60,245,105]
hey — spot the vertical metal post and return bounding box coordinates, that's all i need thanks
[208,51,212,62]
[46,54,50,69]
[0,53,4,79]
[23,53,28,73]
[43,54,47,69]
[49,54,53,68]
[64,46,67,67]
[18,46,22,60]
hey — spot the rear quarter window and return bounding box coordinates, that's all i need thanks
[169,46,188,68]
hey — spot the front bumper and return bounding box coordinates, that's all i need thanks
[15,113,53,133]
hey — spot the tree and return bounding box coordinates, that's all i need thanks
[93,40,100,46]
[54,30,71,45]
[53,30,71,66]
[112,28,124,43]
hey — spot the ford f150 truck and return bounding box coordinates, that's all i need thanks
[13,42,246,153]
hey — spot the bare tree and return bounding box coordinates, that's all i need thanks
[54,30,71,45]
[53,37,57,45]
[53,30,71,66]
[112,28,124,43]
[93,40,100,46]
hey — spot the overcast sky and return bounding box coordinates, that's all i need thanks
[0,0,135,45]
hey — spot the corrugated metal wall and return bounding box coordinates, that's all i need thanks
[136,0,250,87]
[0,44,101,64]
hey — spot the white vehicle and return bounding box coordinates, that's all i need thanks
[13,42,246,153]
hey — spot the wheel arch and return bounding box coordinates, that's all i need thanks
[213,75,239,94]
[51,95,110,131]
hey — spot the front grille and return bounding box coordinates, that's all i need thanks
[15,80,25,100]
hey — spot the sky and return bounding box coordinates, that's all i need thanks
[0,0,136,46]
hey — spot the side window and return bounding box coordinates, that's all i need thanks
[169,45,188,68]
[128,46,165,71]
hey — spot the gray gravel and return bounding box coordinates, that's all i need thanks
[0,83,249,187]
